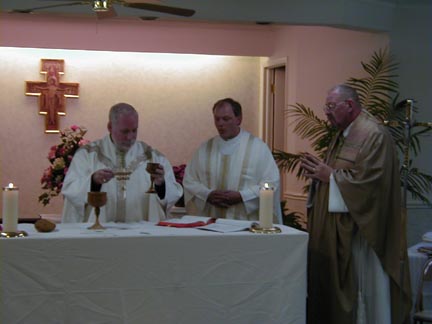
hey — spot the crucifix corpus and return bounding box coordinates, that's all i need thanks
[26,59,79,133]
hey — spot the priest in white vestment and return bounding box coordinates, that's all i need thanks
[61,103,183,223]
[183,98,282,223]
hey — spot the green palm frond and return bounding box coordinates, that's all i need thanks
[280,200,306,231]
[347,48,399,122]
[288,103,337,156]
[401,166,432,203]
[272,104,336,179]
[273,150,304,178]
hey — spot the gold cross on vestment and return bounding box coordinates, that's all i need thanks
[26,59,79,133]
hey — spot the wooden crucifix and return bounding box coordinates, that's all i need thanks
[26,59,79,133]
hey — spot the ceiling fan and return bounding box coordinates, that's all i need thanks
[11,0,196,19]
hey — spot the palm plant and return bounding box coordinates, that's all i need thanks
[274,48,432,205]
[280,201,306,231]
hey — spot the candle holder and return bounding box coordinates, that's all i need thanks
[87,192,107,230]
[249,222,281,234]
[0,230,28,238]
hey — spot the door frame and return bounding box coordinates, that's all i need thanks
[262,58,286,150]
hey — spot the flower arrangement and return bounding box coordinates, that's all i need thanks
[173,164,186,207]
[38,125,89,206]
[173,164,186,186]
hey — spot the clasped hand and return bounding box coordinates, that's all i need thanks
[300,152,333,183]
[207,190,242,208]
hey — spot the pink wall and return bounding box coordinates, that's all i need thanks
[1,13,275,56]
[0,13,389,219]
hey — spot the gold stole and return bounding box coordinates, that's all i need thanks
[204,134,254,219]
[84,142,152,222]
[115,151,127,222]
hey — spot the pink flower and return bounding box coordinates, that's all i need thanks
[173,164,187,185]
[71,125,79,131]
[48,146,57,159]
[79,139,90,146]
[42,166,53,179]
[57,146,67,156]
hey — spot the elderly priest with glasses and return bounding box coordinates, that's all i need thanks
[301,84,411,324]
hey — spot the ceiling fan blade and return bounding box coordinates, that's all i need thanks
[96,6,117,19]
[11,1,90,14]
[123,2,195,17]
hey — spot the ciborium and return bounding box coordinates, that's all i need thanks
[146,163,159,193]
[87,191,107,230]
[113,167,131,181]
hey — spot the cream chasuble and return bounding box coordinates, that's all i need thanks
[61,135,183,223]
[184,129,282,223]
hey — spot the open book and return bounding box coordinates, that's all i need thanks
[157,215,253,233]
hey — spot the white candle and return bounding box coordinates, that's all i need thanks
[259,182,274,228]
[2,183,19,232]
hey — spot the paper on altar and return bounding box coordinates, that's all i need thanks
[167,215,211,223]
[172,215,253,233]
[198,219,253,233]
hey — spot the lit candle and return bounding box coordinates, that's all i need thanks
[259,182,274,228]
[2,183,19,232]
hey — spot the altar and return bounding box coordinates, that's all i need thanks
[1,221,308,324]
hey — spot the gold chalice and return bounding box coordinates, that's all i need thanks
[87,192,107,230]
[146,162,159,193]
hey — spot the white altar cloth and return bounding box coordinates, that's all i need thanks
[1,221,308,324]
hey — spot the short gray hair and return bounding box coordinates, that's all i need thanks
[329,84,360,103]
[109,103,138,123]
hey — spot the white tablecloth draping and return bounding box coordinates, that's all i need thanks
[408,241,432,314]
[1,221,308,324]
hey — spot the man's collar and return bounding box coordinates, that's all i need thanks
[221,127,242,142]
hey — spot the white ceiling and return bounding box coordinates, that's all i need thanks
[2,0,431,31]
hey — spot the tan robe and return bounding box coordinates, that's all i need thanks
[307,111,412,324]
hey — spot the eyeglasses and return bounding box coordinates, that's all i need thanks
[322,100,348,113]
